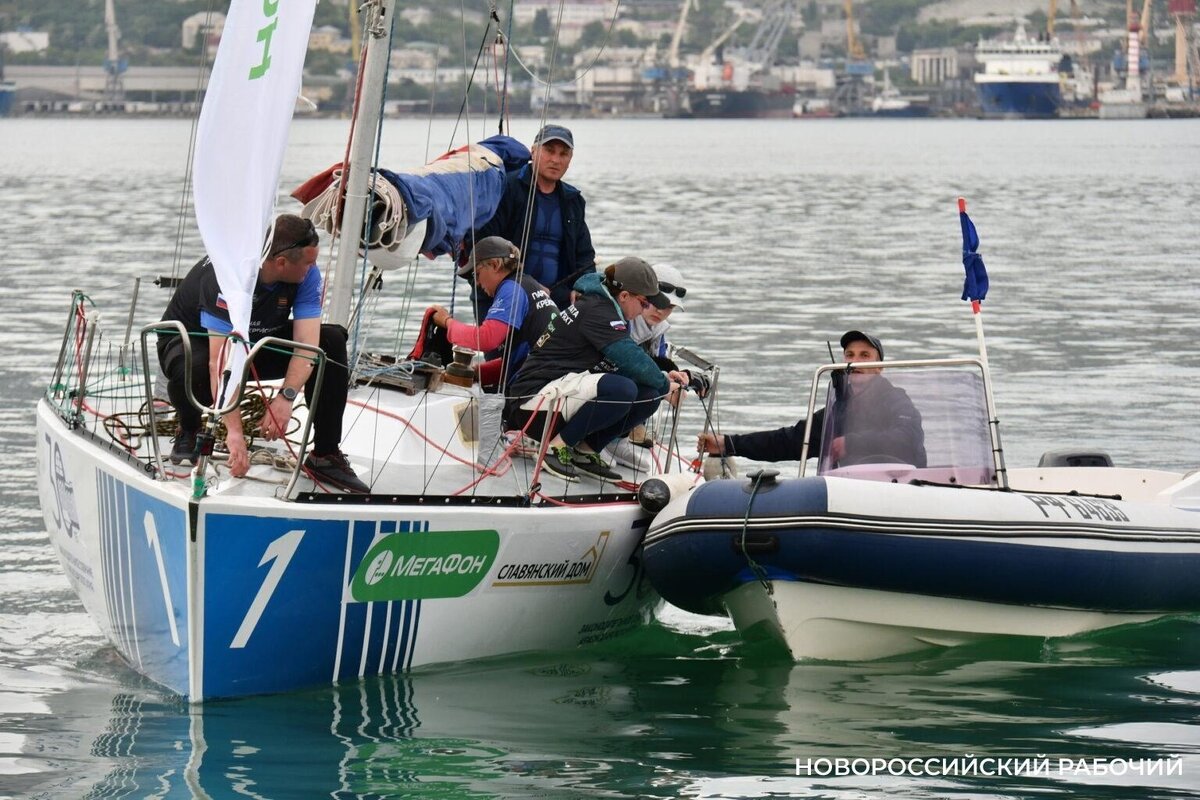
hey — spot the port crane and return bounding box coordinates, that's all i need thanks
[833,0,873,113]
[1168,0,1199,93]
[103,0,126,105]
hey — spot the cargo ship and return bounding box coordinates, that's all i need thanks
[974,22,1063,118]
[686,87,794,118]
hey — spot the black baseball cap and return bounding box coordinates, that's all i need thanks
[840,330,884,360]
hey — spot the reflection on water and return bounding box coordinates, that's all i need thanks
[5,618,1199,798]
[3,118,1200,797]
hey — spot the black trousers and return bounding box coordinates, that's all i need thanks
[157,324,350,454]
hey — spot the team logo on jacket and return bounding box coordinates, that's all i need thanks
[609,320,627,331]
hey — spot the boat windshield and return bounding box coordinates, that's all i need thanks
[813,364,996,486]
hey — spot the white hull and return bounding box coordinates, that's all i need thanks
[724,581,1159,661]
[38,391,659,700]
[646,465,1200,662]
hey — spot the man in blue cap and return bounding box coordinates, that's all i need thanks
[474,124,595,311]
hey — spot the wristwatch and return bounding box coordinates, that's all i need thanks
[280,386,299,402]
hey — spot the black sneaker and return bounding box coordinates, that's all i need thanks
[541,445,579,482]
[169,429,198,465]
[305,451,370,494]
[572,450,622,481]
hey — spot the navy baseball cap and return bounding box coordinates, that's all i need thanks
[533,124,574,149]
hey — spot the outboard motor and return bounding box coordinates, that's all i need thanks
[1037,449,1114,468]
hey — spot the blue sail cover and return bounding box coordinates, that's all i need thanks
[379,135,530,258]
[959,208,989,303]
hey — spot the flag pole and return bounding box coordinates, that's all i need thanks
[959,197,1008,490]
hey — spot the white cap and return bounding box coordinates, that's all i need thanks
[651,263,687,310]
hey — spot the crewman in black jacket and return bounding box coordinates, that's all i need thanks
[698,331,926,468]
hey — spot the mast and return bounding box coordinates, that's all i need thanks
[328,0,396,327]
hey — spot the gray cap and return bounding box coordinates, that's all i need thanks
[458,236,519,277]
[532,124,574,149]
[610,257,671,309]
[840,330,884,360]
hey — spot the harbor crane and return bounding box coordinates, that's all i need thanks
[103,0,126,105]
[1167,0,1198,93]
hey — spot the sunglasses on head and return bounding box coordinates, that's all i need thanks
[268,219,319,259]
[658,281,686,299]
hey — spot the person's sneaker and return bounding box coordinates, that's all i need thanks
[305,451,370,494]
[169,428,199,465]
[602,437,652,472]
[572,450,622,481]
[541,445,579,482]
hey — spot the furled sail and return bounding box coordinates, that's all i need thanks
[192,0,318,382]
[292,135,530,268]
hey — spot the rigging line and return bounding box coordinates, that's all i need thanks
[506,0,624,88]
[171,0,219,283]
[328,2,373,326]
[451,0,479,335]
[351,4,398,367]
[445,6,498,152]
[499,0,516,135]
[500,0,565,390]
[350,17,398,367]
[423,59,438,164]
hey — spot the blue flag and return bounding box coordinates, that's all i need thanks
[959,205,989,303]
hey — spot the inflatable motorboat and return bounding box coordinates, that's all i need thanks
[643,358,1200,660]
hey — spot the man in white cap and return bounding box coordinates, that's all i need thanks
[476,124,595,311]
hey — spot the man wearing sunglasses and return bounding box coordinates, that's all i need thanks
[157,213,369,493]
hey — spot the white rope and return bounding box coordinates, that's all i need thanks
[505,0,624,88]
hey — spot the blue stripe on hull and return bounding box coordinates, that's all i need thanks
[644,477,1200,615]
[977,81,1062,117]
[95,475,190,694]
[203,513,426,699]
[649,524,1200,614]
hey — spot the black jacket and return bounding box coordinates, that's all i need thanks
[725,376,926,467]
[477,164,596,310]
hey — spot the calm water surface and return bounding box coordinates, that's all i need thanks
[1,117,1199,798]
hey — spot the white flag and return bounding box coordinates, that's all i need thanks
[193,0,317,398]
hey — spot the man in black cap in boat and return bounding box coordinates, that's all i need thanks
[156,213,369,493]
[474,123,595,311]
[698,330,926,467]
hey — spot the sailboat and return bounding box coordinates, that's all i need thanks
[35,0,668,700]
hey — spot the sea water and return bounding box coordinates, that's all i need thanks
[1,116,1199,798]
